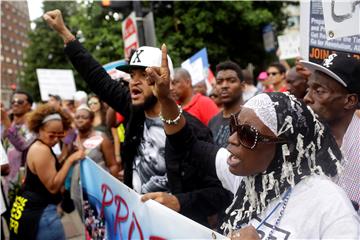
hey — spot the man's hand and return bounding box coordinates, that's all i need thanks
[43,9,75,43]
[145,44,171,100]
[141,192,180,212]
[295,57,312,79]
[230,225,260,240]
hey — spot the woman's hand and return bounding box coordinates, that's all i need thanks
[295,57,312,79]
[230,226,260,240]
[68,149,85,164]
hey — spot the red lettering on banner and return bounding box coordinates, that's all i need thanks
[97,183,167,240]
[149,237,167,240]
[114,195,129,236]
[128,212,144,240]
[100,184,113,218]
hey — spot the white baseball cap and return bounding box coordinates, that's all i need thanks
[116,46,174,79]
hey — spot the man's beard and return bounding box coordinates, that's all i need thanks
[133,94,158,111]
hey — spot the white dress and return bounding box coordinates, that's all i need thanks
[215,148,360,239]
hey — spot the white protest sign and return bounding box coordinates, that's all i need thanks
[300,0,360,63]
[277,33,301,59]
[322,0,360,40]
[36,69,77,101]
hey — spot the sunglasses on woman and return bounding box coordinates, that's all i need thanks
[230,113,286,149]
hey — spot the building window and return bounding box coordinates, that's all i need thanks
[7,69,13,74]
[6,57,11,63]
[12,59,17,64]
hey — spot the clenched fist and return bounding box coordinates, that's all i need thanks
[43,9,75,43]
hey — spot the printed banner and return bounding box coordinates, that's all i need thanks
[80,158,226,240]
[300,0,360,63]
[322,0,360,40]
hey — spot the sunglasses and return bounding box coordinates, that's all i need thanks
[230,113,286,149]
[11,99,27,105]
[267,72,280,77]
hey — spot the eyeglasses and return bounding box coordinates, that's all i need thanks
[230,113,286,149]
[267,72,280,77]
[88,101,99,106]
[74,115,90,120]
[11,99,27,105]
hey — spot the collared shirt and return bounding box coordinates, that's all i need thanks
[338,113,360,213]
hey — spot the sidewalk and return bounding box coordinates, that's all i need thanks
[62,210,85,240]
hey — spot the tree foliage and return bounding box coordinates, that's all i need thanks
[21,1,289,101]
[21,1,123,101]
[153,1,288,71]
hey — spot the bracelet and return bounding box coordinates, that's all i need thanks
[159,105,183,125]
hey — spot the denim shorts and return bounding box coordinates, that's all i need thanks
[36,204,65,240]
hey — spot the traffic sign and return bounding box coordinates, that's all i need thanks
[122,12,139,59]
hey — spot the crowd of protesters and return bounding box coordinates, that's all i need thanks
[0,8,359,240]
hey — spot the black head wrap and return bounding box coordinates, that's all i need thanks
[221,92,342,234]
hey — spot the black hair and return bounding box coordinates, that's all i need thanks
[12,90,34,105]
[268,62,286,74]
[215,61,244,82]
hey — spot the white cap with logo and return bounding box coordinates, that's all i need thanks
[117,46,174,79]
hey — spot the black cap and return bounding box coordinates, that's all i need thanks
[48,94,62,101]
[300,53,360,95]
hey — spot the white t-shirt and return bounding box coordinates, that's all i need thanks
[215,148,360,239]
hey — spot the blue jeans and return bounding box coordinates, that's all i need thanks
[36,204,65,240]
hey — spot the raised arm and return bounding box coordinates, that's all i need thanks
[43,10,131,119]
[145,44,186,135]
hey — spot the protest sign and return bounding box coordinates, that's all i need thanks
[36,69,77,101]
[300,0,360,63]
[181,48,215,95]
[322,0,360,40]
[80,158,226,240]
[277,33,300,60]
[181,48,209,86]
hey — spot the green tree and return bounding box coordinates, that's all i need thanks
[153,1,288,71]
[21,1,79,101]
[21,1,123,101]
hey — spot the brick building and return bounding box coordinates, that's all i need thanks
[1,1,31,105]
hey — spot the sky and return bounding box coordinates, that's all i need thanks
[27,0,43,21]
